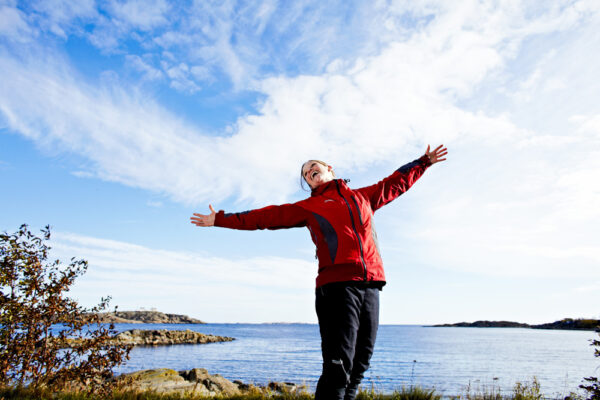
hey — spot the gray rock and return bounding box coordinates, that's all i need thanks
[233,379,252,391]
[59,329,234,349]
[268,381,303,393]
[113,329,235,346]
[183,368,238,395]
[116,368,305,397]
[117,368,209,395]
[118,368,240,396]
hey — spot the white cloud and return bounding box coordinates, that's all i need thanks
[86,14,123,51]
[125,54,163,81]
[146,200,163,208]
[571,113,600,138]
[95,0,435,92]
[30,0,97,38]
[85,0,170,52]
[164,62,201,93]
[575,281,600,293]
[51,232,316,322]
[1,1,599,289]
[107,0,170,31]
[0,4,34,41]
[0,49,226,204]
[190,65,211,82]
[1,1,598,207]
[380,131,600,280]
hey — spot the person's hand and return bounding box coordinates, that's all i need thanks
[190,205,217,227]
[425,144,448,164]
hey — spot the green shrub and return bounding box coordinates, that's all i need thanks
[463,380,503,400]
[513,377,542,400]
[580,327,600,400]
[391,386,442,400]
[0,224,131,395]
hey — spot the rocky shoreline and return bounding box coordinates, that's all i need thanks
[114,329,234,346]
[63,329,234,347]
[115,368,304,396]
[432,318,599,330]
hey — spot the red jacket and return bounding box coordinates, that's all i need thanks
[214,155,432,288]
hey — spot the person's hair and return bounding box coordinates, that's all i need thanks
[300,160,335,191]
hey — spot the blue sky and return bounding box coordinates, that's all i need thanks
[1,0,599,324]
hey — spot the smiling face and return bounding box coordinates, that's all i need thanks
[301,160,335,189]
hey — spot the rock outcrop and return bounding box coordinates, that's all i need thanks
[113,329,234,346]
[117,368,240,396]
[93,311,205,324]
[62,329,234,348]
[116,368,306,396]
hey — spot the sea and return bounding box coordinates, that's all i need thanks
[111,323,598,398]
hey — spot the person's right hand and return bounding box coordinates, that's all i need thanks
[425,144,448,164]
[190,205,217,227]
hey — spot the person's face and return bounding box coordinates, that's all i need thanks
[302,160,334,189]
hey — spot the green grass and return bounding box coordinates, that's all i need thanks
[0,380,586,400]
[355,386,442,400]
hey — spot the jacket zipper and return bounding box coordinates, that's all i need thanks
[350,196,363,225]
[335,180,368,281]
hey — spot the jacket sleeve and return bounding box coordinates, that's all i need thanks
[214,203,308,230]
[356,155,432,212]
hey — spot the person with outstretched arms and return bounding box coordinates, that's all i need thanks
[191,144,448,400]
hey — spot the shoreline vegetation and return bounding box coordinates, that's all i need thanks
[0,374,585,400]
[431,318,600,330]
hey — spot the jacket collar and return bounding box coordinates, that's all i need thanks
[310,178,348,197]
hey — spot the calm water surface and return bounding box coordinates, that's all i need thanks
[112,324,597,397]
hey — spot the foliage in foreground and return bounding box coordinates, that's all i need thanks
[356,385,442,400]
[0,380,567,400]
[580,327,600,400]
[0,224,131,395]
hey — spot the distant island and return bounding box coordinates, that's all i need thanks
[432,318,599,331]
[91,310,205,324]
[433,320,529,328]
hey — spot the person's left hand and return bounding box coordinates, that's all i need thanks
[425,144,448,164]
[190,204,217,227]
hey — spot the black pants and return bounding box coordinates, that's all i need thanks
[314,283,380,400]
